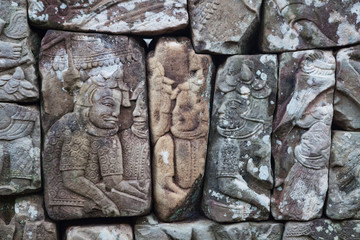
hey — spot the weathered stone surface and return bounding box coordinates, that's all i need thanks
[283,219,360,239]
[189,0,262,55]
[272,50,335,221]
[135,214,283,240]
[202,55,277,222]
[28,0,188,35]
[0,103,41,195]
[0,0,39,102]
[261,0,360,52]
[148,37,214,221]
[0,195,58,240]
[66,224,132,240]
[334,46,360,130]
[326,131,360,219]
[41,31,151,220]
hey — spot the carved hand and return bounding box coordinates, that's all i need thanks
[0,41,22,59]
[100,199,120,216]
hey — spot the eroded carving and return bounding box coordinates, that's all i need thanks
[261,0,360,52]
[0,0,39,102]
[148,37,213,221]
[28,0,188,35]
[272,50,335,220]
[66,224,133,240]
[0,103,40,195]
[41,31,150,220]
[202,55,277,222]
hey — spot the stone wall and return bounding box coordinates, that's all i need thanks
[1,0,360,239]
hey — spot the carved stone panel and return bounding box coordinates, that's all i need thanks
[283,219,360,240]
[334,46,360,130]
[326,131,360,220]
[148,37,214,222]
[202,55,277,222]
[0,0,39,102]
[28,0,188,35]
[0,103,41,195]
[66,225,133,240]
[41,31,151,220]
[135,214,283,240]
[272,50,335,221]
[0,195,58,240]
[189,0,262,55]
[261,0,360,52]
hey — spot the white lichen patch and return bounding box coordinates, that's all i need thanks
[337,22,360,44]
[159,151,170,164]
[351,3,360,24]
[259,166,269,180]
[267,23,300,50]
[260,55,277,64]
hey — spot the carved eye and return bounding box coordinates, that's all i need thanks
[102,100,114,107]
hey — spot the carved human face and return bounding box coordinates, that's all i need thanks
[132,91,147,123]
[88,87,122,129]
[217,91,249,130]
[300,124,329,156]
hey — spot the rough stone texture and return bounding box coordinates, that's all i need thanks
[148,37,214,222]
[0,195,58,240]
[66,224,132,240]
[135,214,283,240]
[41,31,151,220]
[261,0,360,52]
[202,55,277,222]
[0,103,41,195]
[283,219,360,240]
[272,50,335,221]
[0,0,39,102]
[334,45,360,130]
[189,0,262,55]
[28,0,188,36]
[326,131,360,220]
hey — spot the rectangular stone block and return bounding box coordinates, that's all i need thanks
[135,215,283,240]
[28,0,188,35]
[189,0,262,55]
[41,31,151,220]
[261,0,360,52]
[202,55,277,222]
[0,103,41,195]
[272,50,335,221]
[327,131,360,220]
[0,0,39,102]
[66,225,132,240]
[148,37,214,222]
[334,45,360,130]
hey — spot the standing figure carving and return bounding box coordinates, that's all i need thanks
[202,55,277,222]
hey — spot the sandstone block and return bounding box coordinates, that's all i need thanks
[66,225,132,240]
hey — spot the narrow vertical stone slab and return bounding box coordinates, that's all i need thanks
[66,225,133,240]
[41,31,151,220]
[0,0,39,102]
[28,0,188,35]
[261,0,360,52]
[334,45,360,130]
[135,215,283,240]
[283,219,360,239]
[0,103,41,195]
[327,131,360,219]
[202,55,277,222]
[189,0,262,55]
[148,37,214,221]
[272,50,335,221]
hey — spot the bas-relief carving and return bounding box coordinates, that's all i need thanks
[189,0,262,54]
[0,103,41,195]
[135,215,283,240]
[41,31,151,220]
[66,225,133,240]
[148,37,213,221]
[283,219,360,240]
[334,46,360,130]
[272,50,335,221]
[327,131,360,220]
[28,0,188,35]
[261,0,360,52]
[202,55,277,222]
[0,0,39,102]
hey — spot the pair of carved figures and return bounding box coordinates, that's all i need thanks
[42,33,150,219]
